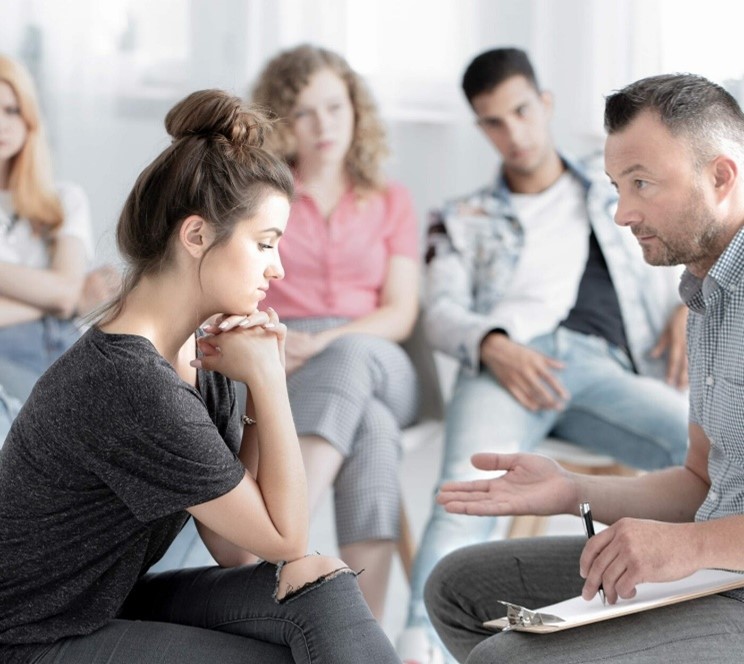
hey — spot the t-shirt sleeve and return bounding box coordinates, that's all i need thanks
[384,182,420,261]
[57,182,94,262]
[79,364,246,522]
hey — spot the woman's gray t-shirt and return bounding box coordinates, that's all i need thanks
[0,327,245,660]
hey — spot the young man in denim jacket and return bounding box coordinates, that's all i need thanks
[397,48,689,664]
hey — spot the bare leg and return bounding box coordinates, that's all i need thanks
[340,540,396,621]
[300,435,344,514]
[300,430,398,621]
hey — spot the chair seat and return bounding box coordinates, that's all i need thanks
[401,419,444,454]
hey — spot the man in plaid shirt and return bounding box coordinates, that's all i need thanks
[424,72,744,664]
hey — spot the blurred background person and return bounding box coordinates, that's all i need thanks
[0,53,92,404]
[251,43,421,621]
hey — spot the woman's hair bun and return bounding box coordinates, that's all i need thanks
[165,89,270,148]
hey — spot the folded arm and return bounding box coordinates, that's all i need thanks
[187,311,308,566]
[315,254,419,345]
[0,235,87,318]
[285,255,420,374]
[0,294,44,327]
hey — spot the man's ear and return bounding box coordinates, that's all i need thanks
[179,215,213,259]
[711,155,738,202]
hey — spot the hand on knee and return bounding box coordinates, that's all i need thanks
[276,555,353,601]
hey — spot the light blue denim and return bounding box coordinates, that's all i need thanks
[149,518,215,572]
[0,384,22,446]
[0,317,81,402]
[406,327,689,660]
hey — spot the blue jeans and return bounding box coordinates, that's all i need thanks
[406,328,689,657]
[149,518,215,572]
[0,318,81,402]
[31,562,399,663]
[0,384,22,445]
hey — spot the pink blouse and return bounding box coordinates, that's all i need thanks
[265,180,419,320]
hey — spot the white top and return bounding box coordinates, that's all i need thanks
[0,182,93,269]
[489,171,589,344]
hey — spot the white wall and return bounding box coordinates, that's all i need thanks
[4,0,742,268]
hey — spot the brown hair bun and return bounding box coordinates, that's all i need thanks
[165,89,269,149]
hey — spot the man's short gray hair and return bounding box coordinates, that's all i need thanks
[604,73,744,168]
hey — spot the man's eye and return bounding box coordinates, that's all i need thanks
[258,243,274,251]
[634,180,648,190]
[478,118,500,130]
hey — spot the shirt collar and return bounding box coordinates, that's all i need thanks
[491,153,591,203]
[292,173,355,204]
[707,224,744,292]
[680,224,744,313]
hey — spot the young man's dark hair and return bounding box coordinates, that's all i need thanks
[461,47,539,105]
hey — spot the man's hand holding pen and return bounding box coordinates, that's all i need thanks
[435,451,707,607]
[578,518,700,605]
[579,503,605,604]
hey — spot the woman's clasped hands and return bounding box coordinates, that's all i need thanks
[191,306,287,383]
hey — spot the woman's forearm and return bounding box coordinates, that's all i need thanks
[317,301,417,346]
[251,372,309,554]
[318,255,420,346]
[0,262,84,318]
[0,236,87,318]
[0,295,44,327]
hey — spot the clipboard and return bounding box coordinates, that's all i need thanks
[484,568,744,634]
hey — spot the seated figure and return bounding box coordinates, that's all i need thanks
[0,54,94,403]
[398,47,689,664]
[251,44,421,621]
[427,70,744,664]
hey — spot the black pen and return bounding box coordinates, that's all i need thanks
[579,501,606,605]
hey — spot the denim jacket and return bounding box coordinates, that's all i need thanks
[424,154,683,380]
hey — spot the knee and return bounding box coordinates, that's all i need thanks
[423,548,465,622]
[466,638,500,664]
[357,404,401,452]
[276,555,353,601]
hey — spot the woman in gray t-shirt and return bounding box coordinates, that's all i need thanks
[0,88,399,664]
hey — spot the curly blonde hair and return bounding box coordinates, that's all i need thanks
[251,44,389,191]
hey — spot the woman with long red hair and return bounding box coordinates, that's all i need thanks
[0,53,93,404]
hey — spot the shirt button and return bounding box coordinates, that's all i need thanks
[709,489,718,501]
[705,376,715,386]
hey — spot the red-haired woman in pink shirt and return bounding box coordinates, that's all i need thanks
[252,44,420,620]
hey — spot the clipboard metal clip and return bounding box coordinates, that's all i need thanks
[497,601,565,631]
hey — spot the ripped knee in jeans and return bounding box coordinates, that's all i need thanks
[273,555,357,603]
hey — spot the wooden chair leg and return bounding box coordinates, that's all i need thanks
[507,514,549,539]
[398,503,416,584]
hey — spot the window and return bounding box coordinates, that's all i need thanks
[659,0,744,101]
